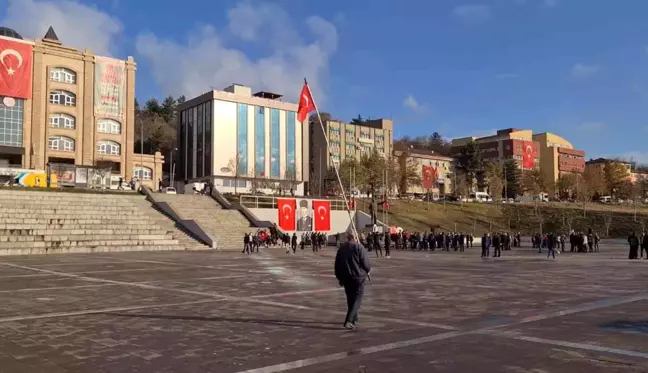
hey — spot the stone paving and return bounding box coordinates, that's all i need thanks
[0,242,647,372]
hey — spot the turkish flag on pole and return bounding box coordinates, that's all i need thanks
[277,199,296,231]
[422,165,434,189]
[0,38,33,99]
[313,200,331,231]
[297,80,316,122]
[522,141,535,169]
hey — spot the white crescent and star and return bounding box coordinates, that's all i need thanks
[282,204,292,220]
[317,206,327,220]
[302,93,310,107]
[0,49,23,76]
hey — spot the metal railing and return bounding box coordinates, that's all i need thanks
[240,195,350,211]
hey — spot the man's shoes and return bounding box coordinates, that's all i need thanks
[343,322,355,330]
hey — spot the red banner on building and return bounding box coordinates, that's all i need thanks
[313,200,331,231]
[422,165,436,190]
[277,199,296,231]
[522,141,535,169]
[0,38,33,99]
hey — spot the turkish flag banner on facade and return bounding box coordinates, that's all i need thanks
[522,141,535,169]
[313,200,331,231]
[0,38,32,99]
[297,81,316,122]
[277,198,296,231]
[422,165,435,190]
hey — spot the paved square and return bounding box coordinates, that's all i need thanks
[0,243,647,372]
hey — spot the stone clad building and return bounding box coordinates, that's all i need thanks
[0,26,162,189]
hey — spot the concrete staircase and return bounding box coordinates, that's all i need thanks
[0,190,185,255]
[153,194,252,249]
[131,198,211,250]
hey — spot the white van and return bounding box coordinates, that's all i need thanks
[599,195,612,203]
[470,192,492,203]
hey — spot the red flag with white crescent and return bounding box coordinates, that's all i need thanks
[522,141,535,169]
[313,200,331,231]
[297,81,316,122]
[0,38,32,99]
[422,165,434,189]
[277,198,296,231]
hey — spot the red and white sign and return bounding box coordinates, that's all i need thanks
[522,141,535,169]
[312,200,331,231]
[422,165,436,190]
[277,199,296,231]
[0,38,32,99]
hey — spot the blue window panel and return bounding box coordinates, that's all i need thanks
[270,109,280,178]
[236,103,248,175]
[255,106,265,177]
[286,111,296,178]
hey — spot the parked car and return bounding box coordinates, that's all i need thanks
[163,187,177,194]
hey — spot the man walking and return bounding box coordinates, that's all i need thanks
[335,233,371,330]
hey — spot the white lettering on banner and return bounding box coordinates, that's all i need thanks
[94,57,125,119]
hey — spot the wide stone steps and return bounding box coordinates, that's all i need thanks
[0,190,189,255]
[0,234,173,242]
[145,193,258,250]
[0,245,184,256]
[131,199,211,251]
[0,228,169,236]
[0,238,179,249]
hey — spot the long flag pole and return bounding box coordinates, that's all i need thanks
[304,80,359,240]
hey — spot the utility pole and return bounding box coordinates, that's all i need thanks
[319,146,323,196]
[504,161,508,199]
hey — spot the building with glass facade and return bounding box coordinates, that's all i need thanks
[176,84,308,195]
[310,118,394,196]
[0,26,163,189]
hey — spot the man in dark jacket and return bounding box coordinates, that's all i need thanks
[481,233,491,258]
[335,233,371,329]
[628,232,640,260]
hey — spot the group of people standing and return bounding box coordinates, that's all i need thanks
[480,232,521,258]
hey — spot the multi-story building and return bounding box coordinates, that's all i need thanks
[585,158,632,180]
[451,128,540,169]
[176,84,308,194]
[0,26,162,189]
[393,147,454,195]
[532,132,585,187]
[310,118,393,195]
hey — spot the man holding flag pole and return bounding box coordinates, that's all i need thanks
[297,79,370,329]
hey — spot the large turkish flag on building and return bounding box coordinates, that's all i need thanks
[0,38,33,99]
[522,141,535,169]
[313,200,331,231]
[277,198,296,231]
[422,165,435,189]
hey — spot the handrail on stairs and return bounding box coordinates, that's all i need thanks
[139,186,217,249]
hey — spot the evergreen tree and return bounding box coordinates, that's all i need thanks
[503,159,521,198]
[456,140,483,189]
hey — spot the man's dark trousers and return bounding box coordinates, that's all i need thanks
[343,278,365,325]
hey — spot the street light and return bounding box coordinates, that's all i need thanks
[169,148,177,187]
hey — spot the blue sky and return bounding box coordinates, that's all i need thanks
[2,0,648,161]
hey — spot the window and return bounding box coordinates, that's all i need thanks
[97,119,121,134]
[0,98,24,147]
[49,67,76,84]
[49,90,76,106]
[97,140,121,155]
[133,167,152,180]
[49,114,76,129]
[223,179,247,188]
[48,136,75,152]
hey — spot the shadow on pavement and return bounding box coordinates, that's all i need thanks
[102,312,344,331]
[600,320,648,335]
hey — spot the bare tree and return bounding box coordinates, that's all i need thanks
[226,153,245,195]
[455,173,470,211]
[561,209,576,234]
[575,168,605,217]
[603,213,613,237]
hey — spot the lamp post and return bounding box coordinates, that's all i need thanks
[169,148,177,187]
